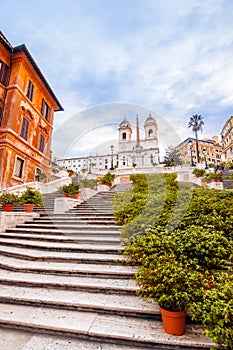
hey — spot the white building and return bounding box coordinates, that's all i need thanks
[56,114,160,173]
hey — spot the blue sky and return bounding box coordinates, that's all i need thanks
[2,0,233,157]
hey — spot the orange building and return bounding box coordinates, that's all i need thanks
[176,136,223,166]
[0,31,63,189]
[220,116,233,162]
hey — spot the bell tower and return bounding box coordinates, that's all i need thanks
[144,113,158,145]
[118,117,132,152]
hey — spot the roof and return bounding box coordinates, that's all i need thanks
[119,117,132,127]
[13,45,63,111]
[0,31,63,112]
[0,31,13,52]
[220,116,233,135]
[176,137,222,149]
[144,113,156,124]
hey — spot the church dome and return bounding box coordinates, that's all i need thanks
[119,117,132,128]
[144,113,156,124]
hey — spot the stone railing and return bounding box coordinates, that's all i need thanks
[0,212,40,232]
[0,177,72,195]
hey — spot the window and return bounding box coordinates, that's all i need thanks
[26,80,34,101]
[148,129,153,137]
[39,134,45,153]
[0,60,10,86]
[122,132,126,140]
[41,99,50,121]
[14,157,24,178]
[20,118,29,140]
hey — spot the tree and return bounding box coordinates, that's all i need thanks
[163,146,183,166]
[188,114,204,163]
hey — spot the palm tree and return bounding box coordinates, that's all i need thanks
[188,114,204,163]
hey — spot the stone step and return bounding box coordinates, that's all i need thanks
[0,269,136,294]
[71,207,113,211]
[14,223,121,230]
[5,228,119,237]
[0,303,214,349]
[0,285,157,318]
[30,219,117,225]
[0,233,120,245]
[0,245,125,264]
[0,238,121,253]
[0,328,213,350]
[0,254,136,278]
[40,213,114,218]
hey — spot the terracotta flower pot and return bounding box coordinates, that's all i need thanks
[3,204,13,212]
[64,193,69,197]
[73,193,80,199]
[214,179,220,182]
[24,204,35,212]
[160,307,186,336]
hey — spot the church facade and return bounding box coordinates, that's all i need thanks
[118,114,160,168]
[57,114,160,173]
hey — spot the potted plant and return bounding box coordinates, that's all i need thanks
[20,187,44,212]
[59,184,70,197]
[59,183,80,198]
[192,168,206,178]
[136,256,206,336]
[0,192,20,211]
[100,172,115,187]
[202,172,213,184]
[68,183,80,198]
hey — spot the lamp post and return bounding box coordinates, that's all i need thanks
[203,149,208,169]
[110,145,114,170]
[88,157,91,174]
[188,140,195,166]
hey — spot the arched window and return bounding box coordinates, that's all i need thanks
[122,132,126,140]
[148,129,153,137]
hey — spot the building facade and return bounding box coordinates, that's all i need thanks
[220,116,233,162]
[176,136,223,166]
[57,114,160,173]
[0,31,63,189]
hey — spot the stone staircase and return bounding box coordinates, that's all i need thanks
[222,169,233,190]
[0,184,214,349]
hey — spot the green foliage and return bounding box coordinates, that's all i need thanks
[117,173,233,346]
[0,192,20,205]
[192,168,206,177]
[100,172,115,187]
[113,173,180,241]
[136,257,208,311]
[124,226,232,272]
[67,169,75,176]
[80,178,98,187]
[163,146,183,166]
[190,273,233,349]
[20,187,44,206]
[203,172,222,182]
[59,183,80,194]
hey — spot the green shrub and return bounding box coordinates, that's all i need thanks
[59,183,80,195]
[136,257,208,312]
[100,172,115,187]
[0,192,20,205]
[192,168,206,177]
[80,178,97,187]
[190,273,233,349]
[20,187,44,206]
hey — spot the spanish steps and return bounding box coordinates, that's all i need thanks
[0,183,214,349]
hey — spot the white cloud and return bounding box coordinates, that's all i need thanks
[2,0,233,155]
